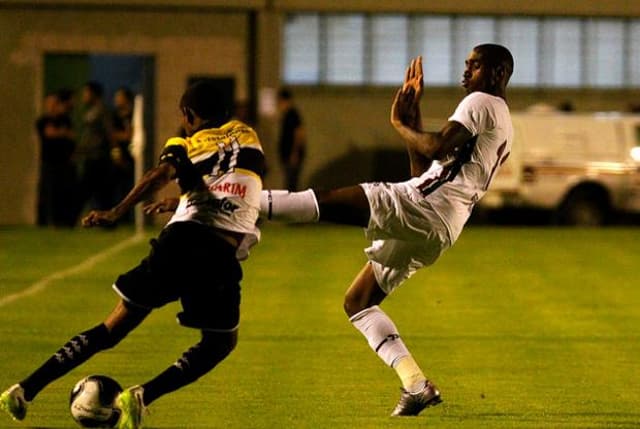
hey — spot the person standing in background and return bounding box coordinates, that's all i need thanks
[35,92,78,227]
[111,87,136,220]
[77,81,115,214]
[277,88,306,191]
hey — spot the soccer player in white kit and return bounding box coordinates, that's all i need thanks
[262,44,514,416]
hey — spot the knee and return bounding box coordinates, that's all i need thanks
[343,272,387,318]
[103,300,150,347]
[343,290,367,318]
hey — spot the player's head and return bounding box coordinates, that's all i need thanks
[114,87,134,111]
[462,44,513,98]
[180,80,230,136]
[82,81,104,105]
[43,93,59,115]
[277,87,293,112]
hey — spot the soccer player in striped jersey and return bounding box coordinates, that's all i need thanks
[0,80,265,429]
[261,44,514,416]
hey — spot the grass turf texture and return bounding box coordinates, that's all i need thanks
[0,224,639,428]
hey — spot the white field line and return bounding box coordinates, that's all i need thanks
[0,233,145,308]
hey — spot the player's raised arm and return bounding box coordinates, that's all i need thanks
[391,57,473,175]
[401,56,424,131]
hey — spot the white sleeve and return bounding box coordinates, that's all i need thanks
[448,92,496,136]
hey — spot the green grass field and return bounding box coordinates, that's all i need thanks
[1,224,639,428]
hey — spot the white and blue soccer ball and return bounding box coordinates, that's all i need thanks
[69,375,122,428]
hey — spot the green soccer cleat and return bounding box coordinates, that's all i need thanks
[116,385,146,429]
[391,380,442,416]
[0,384,29,421]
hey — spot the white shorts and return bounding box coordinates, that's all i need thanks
[360,181,452,294]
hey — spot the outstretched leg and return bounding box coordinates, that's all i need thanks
[344,263,441,416]
[0,299,149,421]
[260,185,370,227]
[116,330,237,429]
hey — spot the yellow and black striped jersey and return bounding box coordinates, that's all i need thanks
[160,120,265,258]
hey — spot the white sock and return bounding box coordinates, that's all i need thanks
[260,189,320,223]
[349,305,410,367]
[394,355,427,393]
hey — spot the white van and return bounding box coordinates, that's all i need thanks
[479,112,640,225]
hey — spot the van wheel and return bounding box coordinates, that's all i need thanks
[557,190,609,226]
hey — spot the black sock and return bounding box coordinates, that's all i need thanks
[142,338,233,405]
[20,324,112,401]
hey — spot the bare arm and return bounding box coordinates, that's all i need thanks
[82,162,176,227]
[391,57,473,175]
[143,197,180,215]
[394,110,473,161]
[43,122,73,140]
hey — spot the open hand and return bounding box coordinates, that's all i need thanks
[391,57,424,133]
[403,56,423,103]
[143,197,179,215]
[391,89,424,145]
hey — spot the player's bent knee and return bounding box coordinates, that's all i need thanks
[343,278,387,317]
[343,293,367,318]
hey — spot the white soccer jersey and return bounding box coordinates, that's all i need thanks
[361,91,512,292]
[408,91,513,241]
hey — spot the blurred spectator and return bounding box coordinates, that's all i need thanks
[277,88,306,191]
[77,81,114,213]
[35,91,78,227]
[56,88,75,121]
[111,87,135,219]
[526,102,556,113]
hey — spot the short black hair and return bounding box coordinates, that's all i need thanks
[84,81,104,98]
[474,44,514,79]
[180,80,229,125]
[56,88,74,103]
[115,86,134,103]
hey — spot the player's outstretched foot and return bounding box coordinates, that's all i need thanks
[0,384,29,421]
[116,385,146,429]
[391,380,442,416]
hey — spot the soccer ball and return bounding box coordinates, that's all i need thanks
[69,375,122,428]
